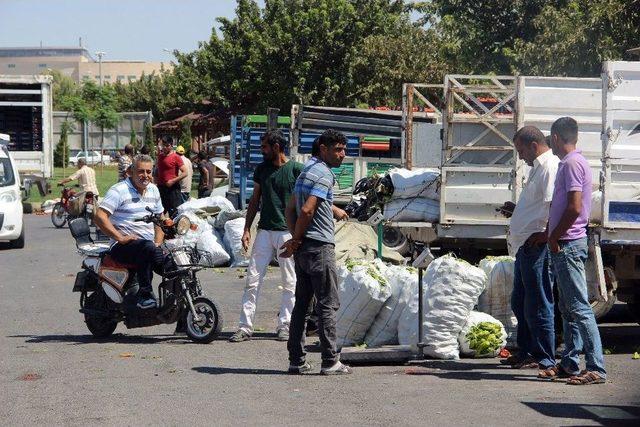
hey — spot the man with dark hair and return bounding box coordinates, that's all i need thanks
[228,130,304,343]
[156,136,187,217]
[547,117,606,385]
[281,129,351,375]
[196,151,214,198]
[499,126,559,375]
[118,144,135,181]
[94,154,165,309]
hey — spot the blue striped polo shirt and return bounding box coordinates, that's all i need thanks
[99,178,164,242]
[294,157,335,244]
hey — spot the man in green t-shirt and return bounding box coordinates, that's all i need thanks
[229,130,304,343]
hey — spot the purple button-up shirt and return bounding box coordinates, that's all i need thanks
[548,150,592,241]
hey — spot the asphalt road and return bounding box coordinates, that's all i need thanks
[1,215,639,426]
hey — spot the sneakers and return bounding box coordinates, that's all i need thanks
[228,329,251,342]
[288,362,312,375]
[276,329,289,342]
[320,361,353,375]
[137,297,157,309]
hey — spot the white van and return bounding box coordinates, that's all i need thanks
[0,133,24,248]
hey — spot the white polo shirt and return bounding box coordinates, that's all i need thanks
[508,149,560,255]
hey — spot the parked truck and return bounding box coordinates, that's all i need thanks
[0,75,54,178]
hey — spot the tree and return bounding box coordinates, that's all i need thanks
[54,119,74,168]
[45,69,80,110]
[179,119,193,156]
[129,127,137,149]
[143,120,155,158]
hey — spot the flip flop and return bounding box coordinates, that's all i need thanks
[566,371,606,385]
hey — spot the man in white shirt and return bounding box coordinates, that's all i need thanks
[58,158,99,196]
[499,127,559,374]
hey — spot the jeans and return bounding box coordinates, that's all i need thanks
[550,237,606,377]
[288,239,340,368]
[239,230,296,333]
[511,243,556,368]
[109,239,165,296]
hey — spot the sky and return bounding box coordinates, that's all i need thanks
[0,0,257,61]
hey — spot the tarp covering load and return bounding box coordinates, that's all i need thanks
[335,260,392,348]
[477,256,517,346]
[458,311,507,358]
[398,255,486,359]
[363,264,417,347]
[383,198,439,222]
[334,221,404,265]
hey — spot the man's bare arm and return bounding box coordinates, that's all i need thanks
[94,207,135,244]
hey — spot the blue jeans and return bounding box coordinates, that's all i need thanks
[550,237,606,378]
[512,243,556,368]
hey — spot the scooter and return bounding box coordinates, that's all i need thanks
[51,184,96,228]
[69,209,224,343]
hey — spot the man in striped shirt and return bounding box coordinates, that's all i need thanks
[94,154,165,309]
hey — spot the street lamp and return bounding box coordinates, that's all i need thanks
[95,51,106,86]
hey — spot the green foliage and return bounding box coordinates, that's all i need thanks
[45,69,81,111]
[129,127,137,148]
[54,119,74,168]
[179,119,193,156]
[143,121,155,158]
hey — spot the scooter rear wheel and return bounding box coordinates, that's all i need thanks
[185,296,223,343]
[84,291,118,338]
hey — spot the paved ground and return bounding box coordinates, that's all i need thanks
[1,215,639,426]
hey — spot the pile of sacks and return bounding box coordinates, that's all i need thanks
[336,254,508,359]
[382,168,440,222]
[167,195,251,268]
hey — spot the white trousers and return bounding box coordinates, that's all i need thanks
[239,229,296,333]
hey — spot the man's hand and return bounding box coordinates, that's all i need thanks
[526,232,548,247]
[548,238,560,254]
[279,239,301,258]
[241,229,251,252]
[117,235,137,245]
[333,207,349,221]
[497,201,516,218]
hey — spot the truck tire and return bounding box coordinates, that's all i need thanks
[381,226,409,255]
[591,294,616,320]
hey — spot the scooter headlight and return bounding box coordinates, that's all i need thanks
[176,215,191,235]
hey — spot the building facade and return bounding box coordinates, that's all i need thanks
[0,47,170,83]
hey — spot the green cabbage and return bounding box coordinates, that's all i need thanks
[465,321,504,357]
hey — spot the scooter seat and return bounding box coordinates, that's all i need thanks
[77,242,111,257]
[101,254,137,270]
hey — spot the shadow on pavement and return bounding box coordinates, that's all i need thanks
[522,402,640,426]
[9,333,187,345]
[192,366,288,376]
[405,360,542,382]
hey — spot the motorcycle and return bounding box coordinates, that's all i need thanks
[51,184,96,228]
[68,208,224,343]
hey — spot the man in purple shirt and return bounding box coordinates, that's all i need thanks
[546,117,606,385]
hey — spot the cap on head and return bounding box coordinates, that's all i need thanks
[176,146,185,154]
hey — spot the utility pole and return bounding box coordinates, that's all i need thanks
[95,51,106,86]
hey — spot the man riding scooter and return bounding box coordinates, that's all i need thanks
[93,154,165,309]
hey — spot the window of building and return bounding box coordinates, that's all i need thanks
[117,75,125,81]
[103,75,111,80]
[38,63,47,68]
[82,75,92,80]
[7,64,15,68]
[128,75,137,81]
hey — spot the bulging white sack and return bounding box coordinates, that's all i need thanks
[388,168,440,200]
[398,255,486,359]
[176,212,231,266]
[477,256,517,346]
[458,311,507,358]
[383,198,439,222]
[178,195,235,214]
[336,263,391,349]
[590,191,602,223]
[223,217,249,267]
[364,265,417,347]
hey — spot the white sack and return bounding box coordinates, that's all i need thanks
[336,263,391,349]
[179,212,230,266]
[458,311,507,358]
[364,265,417,347]
[477,256,517,347]
[223,217,249,267]
[388,167,440,200]
[178,195,234,214]
[590,191,602,223]
[398,255,486,359]
[383,198,439,222]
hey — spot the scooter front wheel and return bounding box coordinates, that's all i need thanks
[51,202,68,228]
[185,296,223,343]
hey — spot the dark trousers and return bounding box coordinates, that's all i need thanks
[109,239,165,296]
[511,243,556,368]
[287,239,340,368]
[158,184,182,217]
[198,187,212,198]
